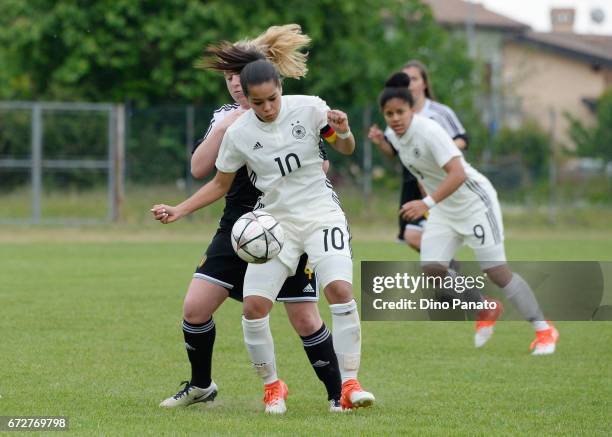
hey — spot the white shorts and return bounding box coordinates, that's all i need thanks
[421,186,506,270]
[243,213,353,301]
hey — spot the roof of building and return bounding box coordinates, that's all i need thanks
[517,32,612,66]
[424,0,530,31]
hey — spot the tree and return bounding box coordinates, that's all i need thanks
[568,87,612,165]
[0,0,477,109]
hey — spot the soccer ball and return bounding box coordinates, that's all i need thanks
[231,211,284,263]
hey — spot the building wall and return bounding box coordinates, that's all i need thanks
[502,41,608,148]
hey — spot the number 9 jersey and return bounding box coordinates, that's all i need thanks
[386,114,505,266]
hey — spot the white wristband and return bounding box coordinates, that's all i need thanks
[422,195,436,209]
[336,129,351,139]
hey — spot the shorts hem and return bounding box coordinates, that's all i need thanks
[193,273,234,289]
[243,289,276,301]
[276,297,320,302]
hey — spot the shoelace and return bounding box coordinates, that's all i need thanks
[172,380,193,400]
[264,382,283,403]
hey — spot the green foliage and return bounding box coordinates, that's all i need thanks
[568,87,612,163]
[0,0,485,189]
[491,120,550,181]
[0,0,476,109]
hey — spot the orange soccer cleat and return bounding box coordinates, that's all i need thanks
[474,297,504,348]
[340,379,375,410]
[530,323,559,356]
[263,379,288,414]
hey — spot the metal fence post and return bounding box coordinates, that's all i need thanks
[107,106,116,221]
[362,105,373,200]
[31,103,42,224]
[548,108,558,225]
[114,104,126,222]
[186,104,195,196]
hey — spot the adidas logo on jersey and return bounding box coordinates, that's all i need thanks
[303,283,315,293]
[253,141,263,150]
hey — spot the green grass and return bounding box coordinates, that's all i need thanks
[4,184,612,230]
[1,229,611,436]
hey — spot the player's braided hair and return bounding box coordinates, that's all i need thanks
[197,24,310,79]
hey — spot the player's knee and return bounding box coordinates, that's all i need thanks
[243,295,273,320]
[484,264,513,287]
[291,312,322,337]
[324,280,353,304]
[403,229,422,251]
[183,300,212,324]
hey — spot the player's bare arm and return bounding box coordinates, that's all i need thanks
[368,124,395,159]
[327,110,355,155]
[454,137,467,150]
[151,171,236,224]
[400,157,465,220]
[191,110,246,179]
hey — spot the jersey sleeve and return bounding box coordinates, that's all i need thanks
[215,131,244,173]
[427,123,462,169]
[431,105,466,139]
[383,126,400,156]
[311,96,331,131]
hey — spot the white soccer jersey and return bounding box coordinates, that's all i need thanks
[216,95,343,224]
[384,98,466,145]
[386,114,493,217]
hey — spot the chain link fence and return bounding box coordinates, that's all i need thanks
[1,101,610,224]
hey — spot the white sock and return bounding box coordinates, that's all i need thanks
[242,315,277,385]
[532,320,550,331]
[330,299,361,383]
[502,273,546,327]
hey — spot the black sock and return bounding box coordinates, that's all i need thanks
[182,318,215,389]
[301,323,341,401]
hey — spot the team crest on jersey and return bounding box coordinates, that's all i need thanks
[291,121,306,139]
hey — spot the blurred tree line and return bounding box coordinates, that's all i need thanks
[569,88,612,166]
[0,0,501,188]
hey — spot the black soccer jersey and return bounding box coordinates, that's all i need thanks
[193,104,261,232]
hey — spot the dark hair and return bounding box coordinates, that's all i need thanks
[240,59,281,96]
[379,72,414,109]
[198,41,266,75]
[402,59,435,100]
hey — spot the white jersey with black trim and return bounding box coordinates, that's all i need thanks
[420,98,466,139]
[216,95,343,224]
[386,114,493,217]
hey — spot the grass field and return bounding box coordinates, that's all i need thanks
[1,223,611,436]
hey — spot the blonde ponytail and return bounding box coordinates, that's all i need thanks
[251,24,310,79]
[197,24,310,79]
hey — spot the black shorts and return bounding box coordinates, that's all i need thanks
[194,230,318,302]
[398,175,426,240]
